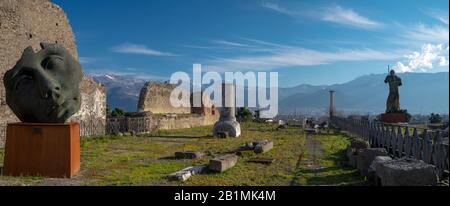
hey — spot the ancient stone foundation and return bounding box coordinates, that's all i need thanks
[136,113,218,132]
[0,0,106,146]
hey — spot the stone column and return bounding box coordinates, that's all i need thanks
[213,83,241,137]
[329,90,335,119]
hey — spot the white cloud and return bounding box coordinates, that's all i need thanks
[112,43,176,56]
[79,57,98,64]
[426,9,449,25]
[260,2,382,29]
[261,2,296,16]
[404,24,449,43]
[202,39,401,72]
[213,40,250,47]
[393,43,449,72]
[321,6,382,29]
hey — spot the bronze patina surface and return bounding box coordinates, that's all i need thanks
[3,43,83,123]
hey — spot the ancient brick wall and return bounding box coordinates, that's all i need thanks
[0,0,107,146]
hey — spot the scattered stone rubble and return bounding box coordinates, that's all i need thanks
[254,140,274,154]
[239,139,274,154]
[345,138,440,186]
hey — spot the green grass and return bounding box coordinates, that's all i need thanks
[0,122,364,186]
[291,134,366,186]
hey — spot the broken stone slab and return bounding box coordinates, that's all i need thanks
[368,156,393,186]
[168,165,207,182]
[209,154,238,173]
[175,151,204,159]
[356,148,389,177]
[373,158,438,186]
[254,140,274,154]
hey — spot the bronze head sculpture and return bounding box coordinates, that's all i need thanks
[3,43,83,123]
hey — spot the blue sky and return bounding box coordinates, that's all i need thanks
[53,0,449,87]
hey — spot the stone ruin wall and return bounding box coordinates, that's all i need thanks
[137,82,192,114]
[136,82,219,130]
[0,0,107,146]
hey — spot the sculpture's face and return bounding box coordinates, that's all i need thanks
[3,43,83,123]
[390,70,395,76]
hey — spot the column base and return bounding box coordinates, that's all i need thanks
[213,120,241,138]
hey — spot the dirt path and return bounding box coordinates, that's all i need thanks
[291,133,325,186]
[304,134,324,170]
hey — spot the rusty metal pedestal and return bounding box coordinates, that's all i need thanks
[3,122,80,178]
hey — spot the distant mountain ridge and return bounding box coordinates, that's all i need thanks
[92,74,149,112]
[92,72,449,115]
[279,72,449,115]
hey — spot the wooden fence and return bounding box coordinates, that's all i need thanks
[331,116,449,177]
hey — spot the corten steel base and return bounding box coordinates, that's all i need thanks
[380,113,407,123]
[3,122,80,178]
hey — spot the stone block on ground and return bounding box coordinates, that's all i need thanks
[374,158,438,186]
[175,151,204,159]
[209,154,238,173]
[368,156,393,186]
[168,165,207,181]
[254,140,274,154]
[356,148,389,177]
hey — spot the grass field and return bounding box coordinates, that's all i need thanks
[0,122,364,186]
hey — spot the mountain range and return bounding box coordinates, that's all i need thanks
[92,72,449,115]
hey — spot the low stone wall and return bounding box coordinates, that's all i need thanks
[106,113,219,135]
[153,114,218,131]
